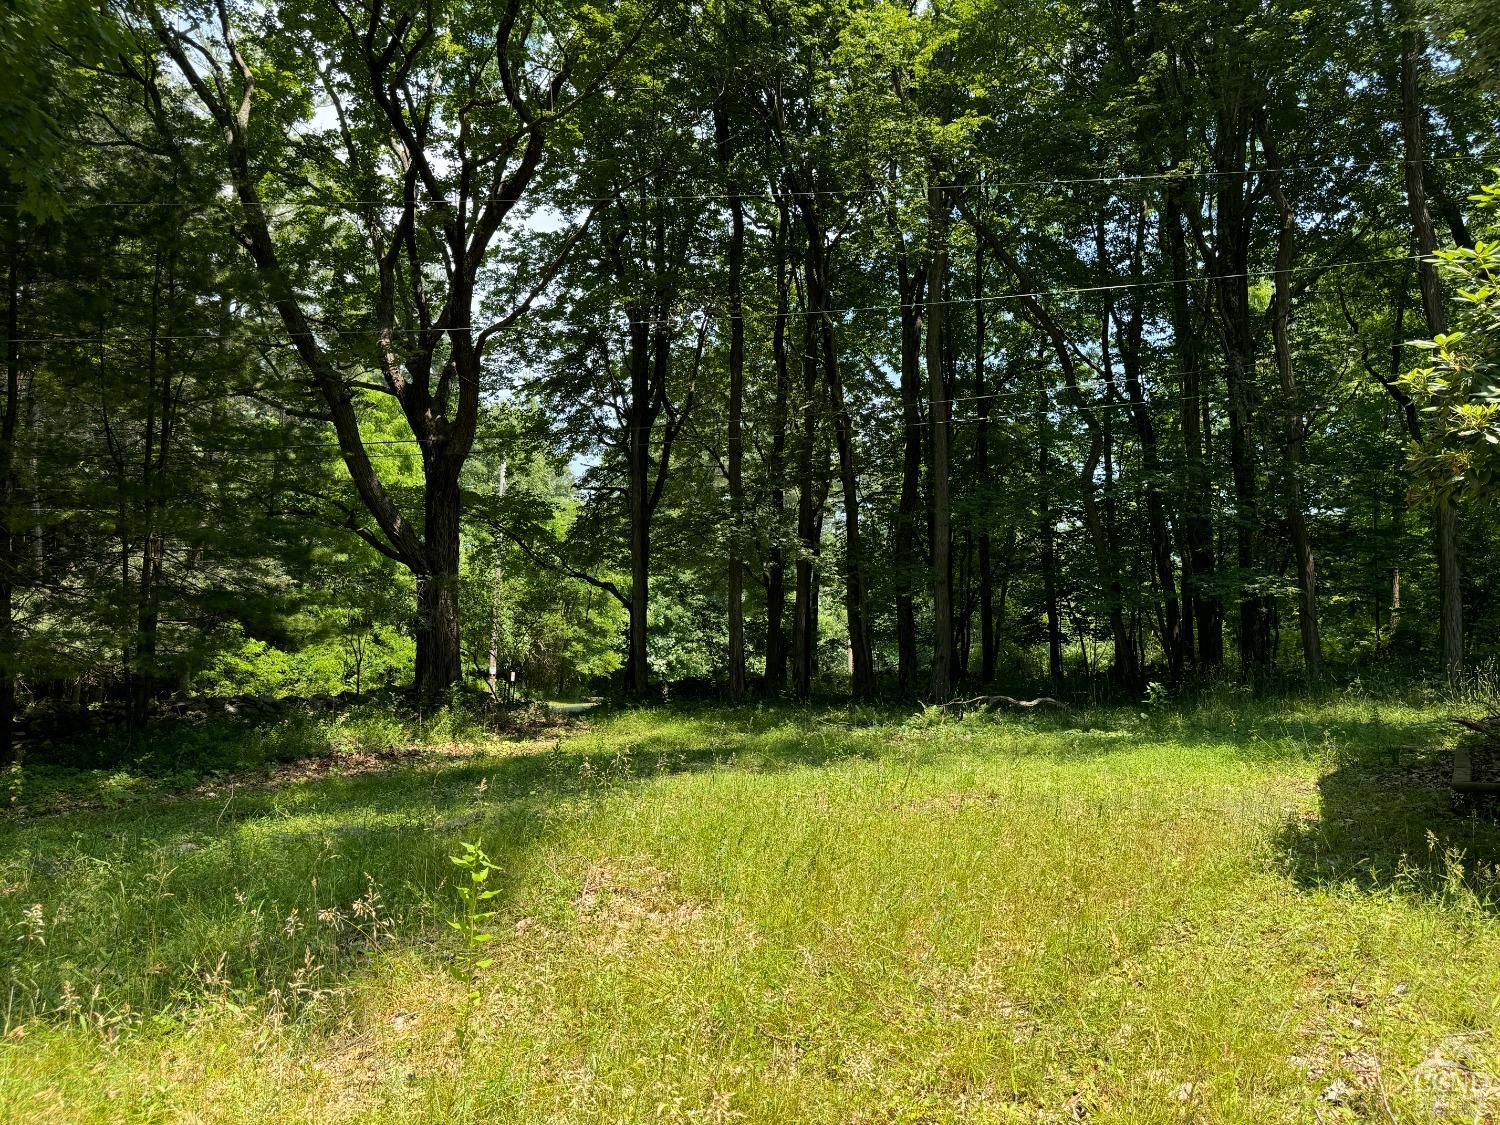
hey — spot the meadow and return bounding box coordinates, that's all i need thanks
[3,690,1500,1123]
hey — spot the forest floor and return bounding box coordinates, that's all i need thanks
[3,691,1500,1123]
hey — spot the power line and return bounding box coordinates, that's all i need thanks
[0,156,1446,212]
[14,353,1402,479]
[756,253,1417,327]
[6,252,1420,345]
[2,367,1287,470]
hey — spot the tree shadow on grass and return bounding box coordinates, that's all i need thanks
[1273,737,1500,915]
[8,696,1479,1031]
[0,710,879,1029]
[933,698,1451,773]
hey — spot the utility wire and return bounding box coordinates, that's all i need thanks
[0,156,1449,211]
[5,252,1420,345]
[15,362,1402,480]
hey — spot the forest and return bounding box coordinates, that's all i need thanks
[2,0,1497,723]
[4,0,1500,1120]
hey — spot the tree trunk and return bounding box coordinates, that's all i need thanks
[130,241,179,728]
[488,460,508,698]
[1400,13,1464,684]
[764,231,792,696]
[1120,363,1184,683]
[927,185,954,701]
[1100,399,1135,689]
[1,212,20,764]
[800,212,874,700]
[1164,191,1222,671]
[716,105,747,701]
[1093,226,1138,694]
[1208,108,1273,680]
[624,311,655,698]
[894,254,924,696]
[1263,150,1322,675]
[818,314,872,698]
[416,456,464,702]
[1437,501,1461,682]
[975,237,997,684]
[1070,435,1124,688]
[955,528,974,682]
[1109,206,1185,683]
[1388,485,1404,637]
[1038,391,1063,687]
[792,301,820,700]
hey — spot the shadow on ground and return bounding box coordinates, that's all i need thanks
[1275,736,1500,912]
[6,696,1487,1028]
[0,708,884,1026]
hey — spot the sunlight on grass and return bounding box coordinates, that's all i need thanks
[3,695,1499,1122]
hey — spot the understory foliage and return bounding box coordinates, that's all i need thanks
[1404,178,1500,501]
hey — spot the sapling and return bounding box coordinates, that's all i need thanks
[447,841,502,1052]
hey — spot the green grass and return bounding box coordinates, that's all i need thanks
[4,692,1500,1122]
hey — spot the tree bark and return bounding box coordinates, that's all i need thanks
[1108,206,1185,683]
[488,460,508,698]
[715,104,747,700]
[763,212,792,696]
[974,236,997,684]
[1203,106,1273,679]
[1038,391,1063,687]
[1093,222,1140,692]
[417,455,464,701]
[792,294,821,700]
[1164,190,1222,671]
[1399,11,1464,684]
[927,184,954,701]
[1,211,20,764]
[623,310,654,696]
[129,236,180,728]
[893,235,925,696]
[1436,501,1461,681]
[1262,146,1322,675]
[1099,389,1134,689]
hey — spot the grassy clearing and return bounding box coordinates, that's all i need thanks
[3,692,1500,1122]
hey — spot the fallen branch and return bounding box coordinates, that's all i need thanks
[940,694,1065,713]
[1451,715,1500,740]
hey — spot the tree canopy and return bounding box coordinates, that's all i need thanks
[3,0,1499,752]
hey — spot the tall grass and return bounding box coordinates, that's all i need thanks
[2,694,1498,1122]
